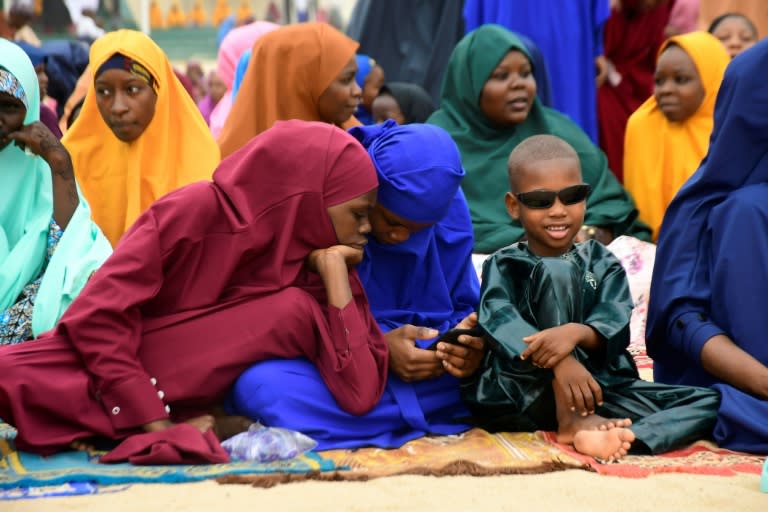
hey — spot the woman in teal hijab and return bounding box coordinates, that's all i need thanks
[0,39,111,345]
[428,24,649,254]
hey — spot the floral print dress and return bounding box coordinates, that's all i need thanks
[0,219,63,345]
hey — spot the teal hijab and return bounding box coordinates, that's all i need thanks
[428,24,646,253]
[0,39,111,336]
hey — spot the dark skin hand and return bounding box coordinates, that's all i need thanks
[552,355,604,416]
[700,333,768,399]
[386,312,486,382]
[306,244,364,308]
[6,121,79,229]
[521,323,602,369]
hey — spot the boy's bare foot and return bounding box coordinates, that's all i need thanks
[556,414,632,444]
[573,427,635,462]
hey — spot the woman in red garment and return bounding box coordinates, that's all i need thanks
[0,120,388,463]
[597,0,673,182]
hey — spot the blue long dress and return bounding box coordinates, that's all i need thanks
[463,0,609,142]
[227,122,481,449]
[646,39,768,454]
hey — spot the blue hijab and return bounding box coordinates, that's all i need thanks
[349,120,479,335]
[354,54,376,125]
[646,39,768,364]
[231,48,251,102]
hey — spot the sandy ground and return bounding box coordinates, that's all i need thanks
[4,470,766,512]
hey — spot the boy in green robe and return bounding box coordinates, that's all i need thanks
[463,134,720,461]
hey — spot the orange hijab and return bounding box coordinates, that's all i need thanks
[623,31,729,239]
[218,22,360,157]
[63,30,220,247]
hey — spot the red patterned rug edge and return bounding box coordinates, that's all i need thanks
[540,431,762,478]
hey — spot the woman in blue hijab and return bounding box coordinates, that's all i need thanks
[647,39,768,453]
[227,121,483,449]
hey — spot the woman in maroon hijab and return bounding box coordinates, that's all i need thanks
[0,120,388,464]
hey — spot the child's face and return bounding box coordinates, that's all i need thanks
[317,56,362,126]
[94,68,158,142]
[653,46,705,123]
[479,50,536,128]
[0,92,27,151]
[326,189,376,249]
[368,203,433,245]
[712,17,757,59]
[505,157,586,257]
[371,93,405,124]
[208,73,227,103]
[362,65,384,110]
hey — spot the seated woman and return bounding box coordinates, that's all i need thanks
[0,120,389,462]
[623,32,729,240]
[428,24,649,254]
[0,39,110,346]
[228,121,485,449]
[62,30,221,247]
[218,22,363,157]
[371,82,435,125]
[647,40,768,454]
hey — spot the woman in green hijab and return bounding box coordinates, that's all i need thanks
[0,39,111,345]
[428,24,649,254]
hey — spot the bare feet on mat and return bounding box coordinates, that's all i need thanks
[557,414,633,444]
[70,439,96,452]
[213,415,253,441]
[573,427,635,462]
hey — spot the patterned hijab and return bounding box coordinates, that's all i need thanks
[0,39,111,336]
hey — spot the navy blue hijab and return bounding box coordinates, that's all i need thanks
[349,120,479,336]
[646,39,768,364]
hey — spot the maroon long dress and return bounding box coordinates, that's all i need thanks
[0,120,389,460]
[597,0,673,182]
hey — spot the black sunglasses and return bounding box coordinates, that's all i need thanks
[515,184,591,209]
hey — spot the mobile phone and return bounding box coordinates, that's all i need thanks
[427,326,484,350]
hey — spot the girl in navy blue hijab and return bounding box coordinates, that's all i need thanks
[647,39,768,453]
[227,121,483,449]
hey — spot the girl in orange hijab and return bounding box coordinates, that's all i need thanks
[218,22,362,157]
[63,30,220,247]
[623,32,729,239]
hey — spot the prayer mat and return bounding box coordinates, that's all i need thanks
[542,432,765,478]
[0,422,335,491]
[217,428,591,487]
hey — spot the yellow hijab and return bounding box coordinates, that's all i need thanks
[63,30,220,246]
[623,31,729,239]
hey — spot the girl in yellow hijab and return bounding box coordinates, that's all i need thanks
[63,30,220,246]
[623,31,730,240]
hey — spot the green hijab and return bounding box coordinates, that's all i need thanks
[0,39,111,336]
[428,24,647,253]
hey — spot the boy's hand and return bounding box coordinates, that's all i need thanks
[435,312,486,378]
[385,324,443,382]
[552,356,603,416]
[521,323,582,369]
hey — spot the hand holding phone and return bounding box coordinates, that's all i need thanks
[427,326,484,350]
